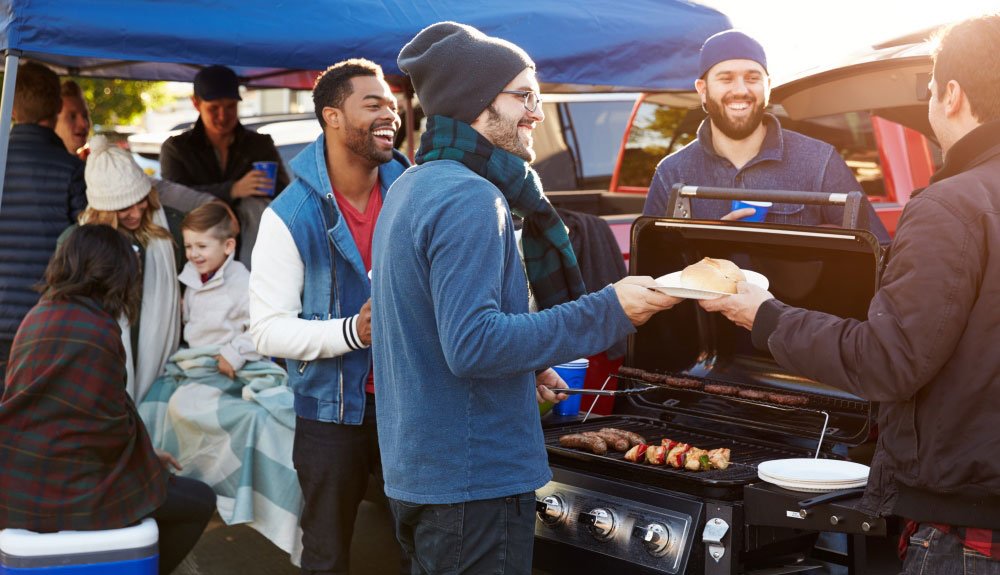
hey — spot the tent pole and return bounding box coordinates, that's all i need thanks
[0,50,21,214]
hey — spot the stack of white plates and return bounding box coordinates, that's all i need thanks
[757,458,870,493]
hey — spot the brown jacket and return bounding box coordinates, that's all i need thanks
[752,120,1000,528]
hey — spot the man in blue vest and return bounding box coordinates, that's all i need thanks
[0,62,86,375]
[249,58,407,575]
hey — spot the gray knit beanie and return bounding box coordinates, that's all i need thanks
[398,22,535,124]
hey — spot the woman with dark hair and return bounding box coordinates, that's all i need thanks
[0,224,216,575]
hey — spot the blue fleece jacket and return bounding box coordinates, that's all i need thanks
[372,160,634,504]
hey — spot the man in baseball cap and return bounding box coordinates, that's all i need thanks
[371,21,677,572]
[159,64,289,267]
[642,30,889,244]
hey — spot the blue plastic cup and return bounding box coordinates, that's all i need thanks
[730,200,772,222]
[552,358,589,416]
[253,161,278,196]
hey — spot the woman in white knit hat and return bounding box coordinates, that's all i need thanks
[71,135,183,402]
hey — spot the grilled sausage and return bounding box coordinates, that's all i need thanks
[617,367,645,379]
[586,430,629,451]
[559,433,608,455]
[599,427,647,447]
[767,392,810,406]
[664,375,703,390]
[704,384,740,396]
[737,388,767,400]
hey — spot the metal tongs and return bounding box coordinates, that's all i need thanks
[559,385,655,397]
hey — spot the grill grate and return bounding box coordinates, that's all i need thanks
[544,415,810,487]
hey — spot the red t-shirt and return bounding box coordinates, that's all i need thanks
[333,179,381,394]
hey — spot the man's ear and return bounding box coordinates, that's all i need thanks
[191,96,201,109]
[322,107,341,129]
[944,80,965,118]
[695,78,707,105]
[224,237,236,256]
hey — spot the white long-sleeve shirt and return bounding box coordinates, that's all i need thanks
[249,208,365,362]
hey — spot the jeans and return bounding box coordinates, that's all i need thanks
[389,492,536,575]
[149,475,217,575]
[293,398,404,575]
[902,523,1000,574]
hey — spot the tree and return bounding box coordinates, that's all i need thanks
[71,78,173,127]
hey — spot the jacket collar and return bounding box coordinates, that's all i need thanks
[189,117,248,150]
[930,119,1000,184]
[13,122,74,151]
[289,132,410,204]
[178,251,235,289]
[697,112,785,168]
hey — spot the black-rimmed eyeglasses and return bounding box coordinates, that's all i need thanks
[500,90,542,112]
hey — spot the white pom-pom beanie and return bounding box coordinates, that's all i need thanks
[84,135,152,211]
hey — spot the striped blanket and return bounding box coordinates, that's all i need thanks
[139,346,302,563]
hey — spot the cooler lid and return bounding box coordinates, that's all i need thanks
[626,216,883,446]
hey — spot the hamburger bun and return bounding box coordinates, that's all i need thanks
[680,258,746,294]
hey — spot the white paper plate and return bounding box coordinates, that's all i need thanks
[757,473,868,493]
[651,269,769,300]
[757,469,868,487]
[758,458,869,483]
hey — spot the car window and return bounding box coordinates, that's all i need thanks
[533,98,634,191]
[561,100,634,180]
[618,101,702,189]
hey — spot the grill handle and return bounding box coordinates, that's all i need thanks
[797,487,866,510]
[667,183,864,229]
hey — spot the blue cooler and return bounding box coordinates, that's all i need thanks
[0,518,158,575]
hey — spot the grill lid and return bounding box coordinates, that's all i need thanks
[626,216,883,446]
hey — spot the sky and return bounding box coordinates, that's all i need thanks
[697,0,999,82]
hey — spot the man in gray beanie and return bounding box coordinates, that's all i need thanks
[642,29,889,245]
[371,21,677,573]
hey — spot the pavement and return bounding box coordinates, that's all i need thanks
[174,497,905,575]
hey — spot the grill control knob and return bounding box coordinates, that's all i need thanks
[632,523,671,556]
[578,508,616,540]
[535,495,566,526]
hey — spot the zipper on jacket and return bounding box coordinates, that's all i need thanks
[325,193,345,422]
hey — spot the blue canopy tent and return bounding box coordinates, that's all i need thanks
[0,0,730,207]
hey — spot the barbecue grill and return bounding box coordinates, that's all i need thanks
[533,186,888,574]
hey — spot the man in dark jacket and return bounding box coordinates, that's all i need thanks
[701,15,1000,570]
[160,65,289,266]
[0,61,86,372]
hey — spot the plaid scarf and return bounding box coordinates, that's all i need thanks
[417,115,586,309]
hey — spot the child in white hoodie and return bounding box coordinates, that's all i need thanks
[179,202,261,377]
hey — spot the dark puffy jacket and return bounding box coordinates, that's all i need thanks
[159,118,289,202]
[753,119,1000,528]
[0,124,86,363]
